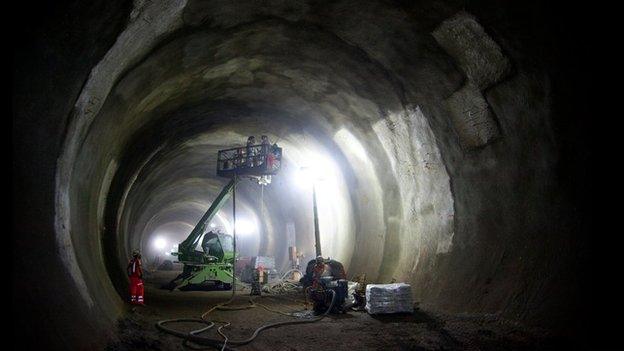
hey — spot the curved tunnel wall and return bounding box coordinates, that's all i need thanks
[13,0,590,348]
[67,17,456,312]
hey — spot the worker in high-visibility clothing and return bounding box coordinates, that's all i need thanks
[127,250,145,305]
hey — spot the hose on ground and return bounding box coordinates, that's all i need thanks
[156,290,336,349]
[278,269,303,281]
[262,269,303,294]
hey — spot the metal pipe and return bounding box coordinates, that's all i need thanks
[312,183,321,257]
[232,174,237,292]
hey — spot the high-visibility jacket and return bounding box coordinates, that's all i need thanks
[127,257,143,278]
[127,257,144,304]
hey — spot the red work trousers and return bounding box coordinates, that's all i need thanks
[129,276,144,305]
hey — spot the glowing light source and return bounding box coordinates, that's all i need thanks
[295,163,326,189]
[210,223,216,228]
[235,219,257,236]
[153,237,167,250]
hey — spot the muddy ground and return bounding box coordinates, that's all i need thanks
[107,271,570,350]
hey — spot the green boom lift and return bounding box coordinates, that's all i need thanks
[164,143,282,291]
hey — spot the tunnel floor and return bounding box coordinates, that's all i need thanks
[108,271,564,351]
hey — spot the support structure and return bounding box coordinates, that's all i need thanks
[312,183,321,257]
[232,173,237,292]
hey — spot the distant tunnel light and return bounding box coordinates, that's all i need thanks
[153,237,167,250]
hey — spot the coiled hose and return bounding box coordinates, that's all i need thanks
[262,269,303,294]
[156,289,336,350]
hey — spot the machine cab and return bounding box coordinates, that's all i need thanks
[200,231,234,263]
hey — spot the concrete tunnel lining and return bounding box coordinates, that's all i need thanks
[59,17,456,323]
[12,0,593,348]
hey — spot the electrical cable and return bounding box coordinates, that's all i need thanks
[156,290,336,349]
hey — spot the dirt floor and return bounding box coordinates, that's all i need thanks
[107,271,569,351]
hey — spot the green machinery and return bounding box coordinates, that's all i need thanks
[164,143,282,291]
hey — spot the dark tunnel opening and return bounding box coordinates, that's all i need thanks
[13,0,600,349]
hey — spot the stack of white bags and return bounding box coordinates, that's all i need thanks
[365,283,413,314]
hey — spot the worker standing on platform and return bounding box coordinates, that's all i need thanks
[260,135,270,154]
[260,135,270,168]
[127,250,145,305]
[246,136,256,167]
[269,142,281,171]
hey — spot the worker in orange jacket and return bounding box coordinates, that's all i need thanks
[127,250,145,305]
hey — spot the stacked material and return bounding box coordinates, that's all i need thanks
[365,283,413,314]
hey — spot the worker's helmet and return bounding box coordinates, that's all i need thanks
[132,249,140,257]
[315,255,324,263]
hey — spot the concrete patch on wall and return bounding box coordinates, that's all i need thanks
[202,57,263,81]
[432,12,511,90]
[433,12,511,149]
[446,82,500,149]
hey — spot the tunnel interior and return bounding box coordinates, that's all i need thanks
[71,16,458,318]
[13,0,595,349]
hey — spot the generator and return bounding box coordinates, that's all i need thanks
[301,256,348,313]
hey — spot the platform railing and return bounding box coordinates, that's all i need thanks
[217,144,282,177]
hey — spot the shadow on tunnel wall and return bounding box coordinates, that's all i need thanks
[12,0,132,348]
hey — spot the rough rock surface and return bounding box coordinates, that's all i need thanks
[13,0,591,349]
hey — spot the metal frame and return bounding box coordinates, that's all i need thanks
[217,144,282,177]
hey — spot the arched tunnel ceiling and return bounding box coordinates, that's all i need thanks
[12,0,594,348]
[62,5,462,311]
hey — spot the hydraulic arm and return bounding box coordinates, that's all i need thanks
[175,177,237,264]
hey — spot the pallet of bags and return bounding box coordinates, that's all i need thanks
[365,283,413,314]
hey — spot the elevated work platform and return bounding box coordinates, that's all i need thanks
[217,144,282,178]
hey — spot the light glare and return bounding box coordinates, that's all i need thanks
[153,237,167,250]
[235,219,256,236]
